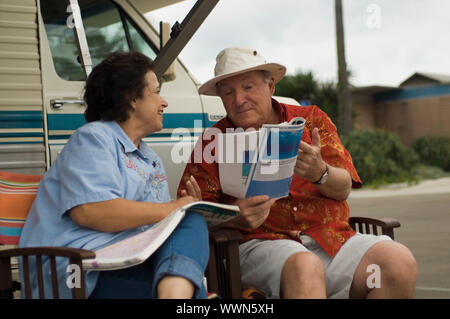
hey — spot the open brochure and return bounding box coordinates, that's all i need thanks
[218,117,305,199]
[82,201,240,271]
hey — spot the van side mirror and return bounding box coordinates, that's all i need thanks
[160,21,176,82]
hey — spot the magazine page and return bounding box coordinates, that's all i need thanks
[218,129,259,198]
[186,201,240,227]
[82,209,185,271]
[245,122,304,198]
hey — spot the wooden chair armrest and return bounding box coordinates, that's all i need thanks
[373,217,401,229]
[349,216,401,240]
[209,227,244,243]
[349,216,401,229]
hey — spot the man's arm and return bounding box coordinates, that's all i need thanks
[294,128,352,201]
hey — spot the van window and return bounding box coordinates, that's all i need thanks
[40,0,158,81]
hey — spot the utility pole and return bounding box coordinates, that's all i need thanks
[335,0,352,134]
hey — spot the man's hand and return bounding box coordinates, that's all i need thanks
[293,127,352,201]
[233,195,276,229]
[294,127,327,183]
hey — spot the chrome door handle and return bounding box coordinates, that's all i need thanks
[50,99,85,110]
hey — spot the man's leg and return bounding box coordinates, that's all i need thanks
[239,239,326,299]
[349,240,417,298]
[280,251,326,298]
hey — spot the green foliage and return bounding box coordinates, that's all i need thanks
[275,70,317,101]
[275,70,339,125]
[411,164,450,180]
[412,136,450,171]
[315,81,339,124]
[274,70,450,185]
[342,129,420,186]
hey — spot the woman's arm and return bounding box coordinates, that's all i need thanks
[70,196,194,232]
[70,176,202,232]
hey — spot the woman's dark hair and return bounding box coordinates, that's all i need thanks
[83,51,154,123]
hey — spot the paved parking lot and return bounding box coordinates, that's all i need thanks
[348,178,450,299]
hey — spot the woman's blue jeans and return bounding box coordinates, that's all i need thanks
[89,212,209,299]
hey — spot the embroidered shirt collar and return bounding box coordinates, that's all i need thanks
[271,98,288,123]
[105,121,151,158]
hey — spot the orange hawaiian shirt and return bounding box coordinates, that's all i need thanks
[178,99,362,257]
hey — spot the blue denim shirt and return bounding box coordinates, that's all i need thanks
[18,120,171,298]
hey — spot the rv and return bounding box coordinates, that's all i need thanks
[0,0,297,198]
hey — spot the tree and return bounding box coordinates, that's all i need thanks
[335,0,352,134]
[275,70,340,126]
[275,70,317,103]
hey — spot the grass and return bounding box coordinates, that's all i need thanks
[411,164,450,180]
[363,164,450,189]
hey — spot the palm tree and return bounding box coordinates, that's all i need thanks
[335,0,352,134]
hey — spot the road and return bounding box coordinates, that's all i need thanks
[348,179,450,299]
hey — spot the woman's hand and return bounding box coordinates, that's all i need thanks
[180,176,202,201]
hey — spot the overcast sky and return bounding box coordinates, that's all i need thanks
[146,0,450,88]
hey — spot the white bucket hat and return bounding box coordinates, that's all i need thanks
[198,47,287,96]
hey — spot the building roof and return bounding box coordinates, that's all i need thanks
[400,72,450,87]
[350,85,398,95]
[350,72,450,102]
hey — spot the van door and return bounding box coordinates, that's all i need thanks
[38,0,205,197]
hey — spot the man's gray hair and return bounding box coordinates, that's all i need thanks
[215,70,274,92]
[261,70,272,84]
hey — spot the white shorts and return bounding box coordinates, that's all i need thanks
[239,233,391,299]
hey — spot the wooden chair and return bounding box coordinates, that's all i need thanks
[0,171,237,299]
[0,171,401,299]
[0,247,95,299]
[0,171,95,299]
[349,216,400,240]
[206,216,401,299]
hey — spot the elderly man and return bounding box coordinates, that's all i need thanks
[178,47,417,299]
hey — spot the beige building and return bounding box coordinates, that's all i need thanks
[352,72,450,145]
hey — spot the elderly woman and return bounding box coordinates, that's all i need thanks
[19,51,209,299]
